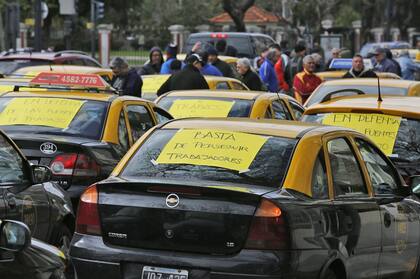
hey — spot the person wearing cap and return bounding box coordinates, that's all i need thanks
[207,46,234,78]
[236,58,263,91]
[157,53,209,96]
[342,54,378,78]
[140,47,164,75]
[199,51,223,77]
[293,55,323,105]
[398,50,420,80]
[160,44,179,74]
[259,49,279,92]
[110,57,143,97]
[373,48,400,75]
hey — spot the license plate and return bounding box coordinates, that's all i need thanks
[142,266,188,279]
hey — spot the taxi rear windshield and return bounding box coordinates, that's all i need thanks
[158,97,254,118]
[0,97,108,140]
[121,129,297,188]
[303,113,420,162]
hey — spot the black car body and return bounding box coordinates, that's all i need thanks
[185,32,276,59]
[70,118,420,279]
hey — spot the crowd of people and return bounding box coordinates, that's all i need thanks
[109,39,420,105]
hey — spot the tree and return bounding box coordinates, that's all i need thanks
[222,0,254,32]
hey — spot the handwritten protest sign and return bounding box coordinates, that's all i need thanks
[168,99,234,118]
[156,129,268,171]
[0,98,84,128]
[322,113,401,155]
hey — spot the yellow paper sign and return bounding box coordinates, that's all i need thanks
[323,113,401,155]
[156,129,268,171]
[142,76,170,93]
[168,99,234,118]
[0,98,84,128]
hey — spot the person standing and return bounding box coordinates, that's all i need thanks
[271,44,289,92]
[285,44,306,89]
[398,50,420,80]
[160,44,179,74]
[373,48,400,75]
[342,54,378,78]
[207,46,234,78]
[140,47,164,75]
[199,51,223,76]
[236,58,263,91]
[157,54,209,96]
[110,57,143,97]
[259,49,279,92]
[325,48,341,69]
[293,55,323,105]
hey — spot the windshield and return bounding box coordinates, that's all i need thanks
[186,36,252,57]
[0,97,108,140]
[158,96,253,118]
[121,129,297,188]
[0,60,49,75]
[307,85,408,107]
[303,113,420,162]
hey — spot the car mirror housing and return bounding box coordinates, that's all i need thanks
[0,220,31,252]
[31,165,52,184]
[411,175,420,194]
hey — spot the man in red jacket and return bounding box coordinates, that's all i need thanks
[293,55,323,105]
[271,44,289,92]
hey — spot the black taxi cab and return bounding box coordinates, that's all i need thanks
[70,118,420,279]
[155,90,304,120]
[0,73,172,204]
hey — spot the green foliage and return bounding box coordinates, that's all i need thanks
[334,4,361,27]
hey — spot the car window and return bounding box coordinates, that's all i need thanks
[327,138,368,196]
[264,106,273,118]
[312,150,329,199]
[355,138,399,195]
[231,81,247,90]
[153,107,172,124]
[118,111,129,151]
[84,59,101,67]
[215,82,230,90]
[272,100,292,120]
[0,135,29,185]
[126,105,155,142]
[289,101,305,120]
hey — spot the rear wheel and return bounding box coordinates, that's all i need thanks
[323,268,337,279]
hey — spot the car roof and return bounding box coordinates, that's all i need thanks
[0,51,93,60]
[305,95,420,119]
[160,118,348,139]
[12,65,112,76]
[189,32,273,38]
[320,78,417,88]
[159,90,291,101]
[1,90,124,102]
[317,72,401,80]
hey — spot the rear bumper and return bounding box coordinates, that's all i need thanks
[70,234,297,279]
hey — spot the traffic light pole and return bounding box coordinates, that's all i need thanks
[34,0,42,51]
[90,0,95,58]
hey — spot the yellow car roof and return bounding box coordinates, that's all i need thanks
[317,71,400,80]
[161,118,345,139]
[11,65,112,77]
[321,78,417,88]
[175,54,238,63]
[305,95,420,119]
[158,90,291,101]
[2,90,118,102]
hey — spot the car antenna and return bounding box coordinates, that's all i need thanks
[377,76,383,102]
[49,61,53,71]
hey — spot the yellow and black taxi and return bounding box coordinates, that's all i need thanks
[305,78,420,107]
[302,95,420,186]
[317,71,400,81]
[155,90,304,120]
[0,73,172,205]
[0,220,67,279]
[141,74,249,100]
[70,117,420,279]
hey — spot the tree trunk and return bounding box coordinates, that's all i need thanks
[222,0,255,32]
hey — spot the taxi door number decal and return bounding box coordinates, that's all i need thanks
[322,113,401,156]
[155,129,268,172]
[168,99,235,118]
[0,98,84,129]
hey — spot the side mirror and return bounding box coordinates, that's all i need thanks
[31,165,52,184]
[411,175,420,194]
[0,220,31,252]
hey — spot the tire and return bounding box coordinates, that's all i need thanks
[323,269,337,279]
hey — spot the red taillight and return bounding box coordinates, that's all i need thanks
[245,199,289,250]
[50,153,100,177]
[76,184,101,235]
[210,33,228,39]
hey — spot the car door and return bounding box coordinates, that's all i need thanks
[0,134,50,241]
[325,136,381,279]
[354,138,420,279]
[124,103,156,144]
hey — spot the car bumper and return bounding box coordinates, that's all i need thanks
[70,234,298,279]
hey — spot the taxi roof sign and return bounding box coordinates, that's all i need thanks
[329,58,373,70]
[30,72,108,89]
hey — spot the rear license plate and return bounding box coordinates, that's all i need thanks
[142,266,188,279]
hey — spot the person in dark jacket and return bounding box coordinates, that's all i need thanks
[157,54,209,96]
[236,58,263,91]
[160,44,179,74]
[373,48,400,75]
[199,50,223,76]
[110,57,143,97]
[385,48,402,77]
[343,54,378,78]
[215,39,238,57]
[207,46,234,78]
[140,47,164,75]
